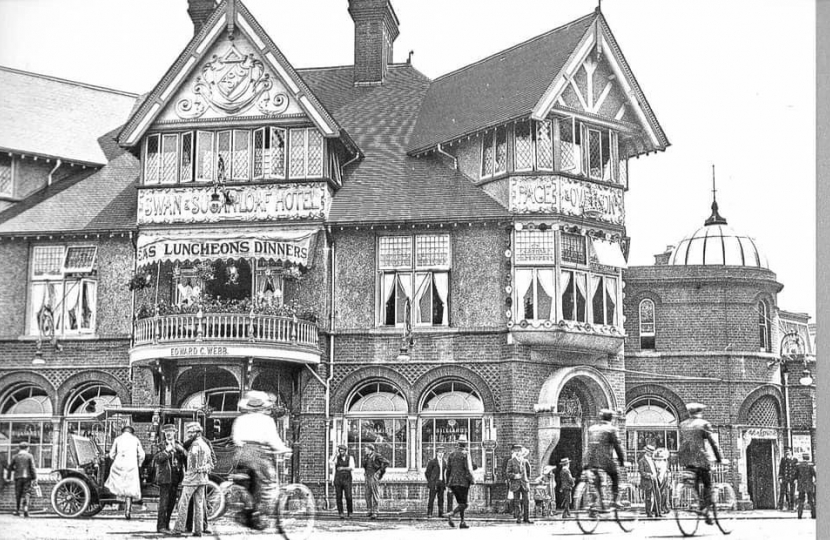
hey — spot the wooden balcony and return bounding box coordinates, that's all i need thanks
[129,311,320,365]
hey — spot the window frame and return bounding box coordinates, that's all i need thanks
[29,245,98,336]
[590,273,618,326]
[345,381,409,470]
[639,298,656,350]
[0,154,14,197]
[759,300,771,352]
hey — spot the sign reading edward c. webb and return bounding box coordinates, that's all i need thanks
[136,230,316,268]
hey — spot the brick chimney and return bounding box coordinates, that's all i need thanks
[348,0,400,85]
[654,245,675,265]
[187,0,216,36]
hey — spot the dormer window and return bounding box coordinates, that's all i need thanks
[0,155,13,197]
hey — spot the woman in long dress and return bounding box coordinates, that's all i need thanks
[105,425,146,519]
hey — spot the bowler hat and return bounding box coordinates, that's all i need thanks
[599,409,615,421]
[121,425,135,434]
[511,444,523,451]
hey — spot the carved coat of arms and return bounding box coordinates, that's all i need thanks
[176,45,289,118]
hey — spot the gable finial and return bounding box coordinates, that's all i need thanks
[705,164,728,226]
[227,0,236,40]
[596,0,602,13]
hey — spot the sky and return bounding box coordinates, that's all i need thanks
[0,0,816,317]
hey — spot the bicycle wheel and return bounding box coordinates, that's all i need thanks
[220,481,254,526]
[674,482,700,537]
[615,484,639,533]
[276,483,316,540]
[712,483,734,535]
[711,500,732,535]
[574,481,600,534]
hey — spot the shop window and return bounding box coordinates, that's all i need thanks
[379,235,450,327]
[0,154,13,196]
[625,397,678,457]
[419,381,484,469]
[591,275,618,326]
[64,384,120,467]
[346,381,408,469]
[514,119,553,172]
[561,270,587,323]
[639,299,656,349]
[759,301,771,352]
[0,385,54,469]
[480,126,507,178]
[29,245,97,336]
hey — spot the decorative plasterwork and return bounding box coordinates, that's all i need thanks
[174,44,290,119]
[509,175,624,225]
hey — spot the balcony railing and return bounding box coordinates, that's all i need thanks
[134,311,318,348]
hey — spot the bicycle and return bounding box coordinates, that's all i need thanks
[219,449,316,540]
[572,467,638,534]
[673,469,735,536]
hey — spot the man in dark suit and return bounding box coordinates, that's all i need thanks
[446,436,474,529]
[506,444,531,524]
[425,447,447,517]
[638,444,658,517]
[795,452,816,519]
[152,424,186,534]
[778,447,798,511]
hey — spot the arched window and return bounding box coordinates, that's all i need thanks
[64,383,121,465]
[759,301,771,352]
[639,299,656,350]
[419,381,485,469]
[625,397,678,456]
[346,381,408,469]
[0,384,54,468]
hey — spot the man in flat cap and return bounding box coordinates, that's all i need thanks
[362,443,389,519]
[172,422,213,536]
[152,423,186,534]
[330,444,355,518]
[678,403,722,525]
[584,409,626,511]
[506,443,531,524]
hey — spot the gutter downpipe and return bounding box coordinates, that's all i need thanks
[325,226,336,510]
[436,144,457,169]
[47,159,62,185]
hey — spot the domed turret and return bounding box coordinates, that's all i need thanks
[668,188,768,268]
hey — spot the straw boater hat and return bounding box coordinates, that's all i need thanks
[560,457,570,465]
[121,425,135,434]
[644,444,656,453]
[457,435,468,447]
[238,390,275,412]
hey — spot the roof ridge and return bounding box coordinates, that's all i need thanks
[297,63,421,73]
[0,65,139,97]
[431,11,596,83]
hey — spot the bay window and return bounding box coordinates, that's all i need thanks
[560,270,588,323]
[481,126,507,178]
[590,274,618,326]
[514,119,553,172]
[514,228,556,321]
[29,245,97,336]
[556,117,622,184]
[143,126,324,184]
[379,234,450,326]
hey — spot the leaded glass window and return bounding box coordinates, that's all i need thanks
[639,299,655,349]
[561,233,586,265]
[307,128,324,176]
[536,119,553,170]
[0,155,12,196]
[515,120,534,171]
[33,246,64,277]
[144,134,161,184]
[216,130,231,181]
[196,131,214,182]
[514,230,555,264]
[559,117,577,171]
[64,246,97,273]
[481,131,494,178]
[232,129,251,181]
[270,127,287,178]
[290,128,306,178]
[180,132,193,182]
[161,134,179,184]
[415,234,450,268]
[379,236,412,269]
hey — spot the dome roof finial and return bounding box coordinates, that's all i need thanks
[705,164,727,226]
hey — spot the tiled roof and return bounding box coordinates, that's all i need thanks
[299,65,510,224]
[0,151,139,236]
[406,13,596,154]
[0,66,139,165]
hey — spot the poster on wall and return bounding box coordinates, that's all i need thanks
[791,433,812,460]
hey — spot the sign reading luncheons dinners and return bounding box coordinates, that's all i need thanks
[137,183,329,224]
[136,229,318,268]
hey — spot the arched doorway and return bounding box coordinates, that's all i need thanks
[537,367,617,485]
[744,396,781,509]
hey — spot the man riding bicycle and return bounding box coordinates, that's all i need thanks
[232,390,292,529]
[583,409,626,510]
[678,402,723,525]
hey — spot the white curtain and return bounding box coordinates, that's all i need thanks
[433,272,449,326]
[589,275,601,324]
[537,269,556,320]
[29,283,46,335]
[515,269,533,318]
[47,282,62,331]
[397,273,413,326]
[413,272,430,324]
[575,273,587,322]
[64,281,81,331]
[82,280,97,331]
[605,276,618,325]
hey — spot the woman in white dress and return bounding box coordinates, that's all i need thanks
[105,425,146,519]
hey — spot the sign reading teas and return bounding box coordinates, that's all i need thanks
[136,229,317,268]
[137,183,329,225]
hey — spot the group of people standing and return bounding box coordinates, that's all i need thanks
[778,447,817,519]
